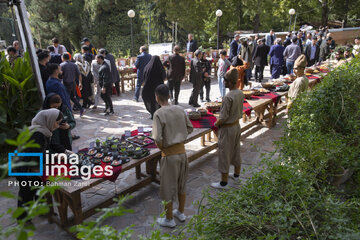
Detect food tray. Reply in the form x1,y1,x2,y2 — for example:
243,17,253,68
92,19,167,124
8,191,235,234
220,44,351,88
205,102,221,111
126,135,154,147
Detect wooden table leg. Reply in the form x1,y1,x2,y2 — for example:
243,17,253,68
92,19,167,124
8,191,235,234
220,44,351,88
121,78,125,93
69,192,83,225
53,190,68,227
136,165,141,179
207,132,211,142
201,135,205,147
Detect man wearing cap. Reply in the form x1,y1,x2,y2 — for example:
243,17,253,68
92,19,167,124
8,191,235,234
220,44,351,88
188,50,203,107
283,36,301,74
211,68,243,189
82,37,97,56
304,36,320,67
287,55,309,111
229,34,240,61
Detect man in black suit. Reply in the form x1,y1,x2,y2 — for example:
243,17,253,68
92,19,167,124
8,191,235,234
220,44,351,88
188,50,203,107
304,36,320,67
186,34,198,53
252,38,270,82
229,34,240,61
164,45,185,105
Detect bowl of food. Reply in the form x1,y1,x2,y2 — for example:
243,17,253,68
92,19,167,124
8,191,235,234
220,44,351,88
242,90,255,99
259,88,270,93
205,102,221,111
197,108,208,116
102,155,113,163
87,148,97,156
251,89,261,96
261,82,274,89
305,68,314,74
94,152,104,159
188,111,201,120
91,158,101,165
111,160,122,167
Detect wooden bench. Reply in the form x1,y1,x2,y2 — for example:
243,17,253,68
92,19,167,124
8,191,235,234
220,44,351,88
48,128,217,228
118,68,136,93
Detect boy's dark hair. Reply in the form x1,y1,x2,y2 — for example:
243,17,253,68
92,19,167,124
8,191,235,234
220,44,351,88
155,84,170,102
96,54,104,60
38,50,50,61
52,38,59,44
82,45,90,52
48,63,60,75
220,50,227,56
62,53,70,60
7,46,16,54
47,46,55,52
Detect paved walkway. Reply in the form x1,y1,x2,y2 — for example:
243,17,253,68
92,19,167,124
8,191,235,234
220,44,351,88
0,66,287,239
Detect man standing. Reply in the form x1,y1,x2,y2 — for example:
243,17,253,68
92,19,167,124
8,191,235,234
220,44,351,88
283,36,301,74
304,36,320,67
91,54,111,109
52,38,67,55
82,45,94,63
283,32,292,48
229,34,240,61
100,48,120,96
47,46,62,64
96,55,114,115
269,38,285,79
186,34,198,53
188,50,203,107
287,55,309,111
81,37,97,56
265,29,276,47
134,46,152,102
319,37,332,62
305,33,312,46
13,40,22,57
163,45,185,105
60,53,84,116
252,39,269,82
46,63,72,112
296,32,304,53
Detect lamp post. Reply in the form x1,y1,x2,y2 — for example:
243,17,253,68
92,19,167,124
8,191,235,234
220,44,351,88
289,9,295,32
216,9,223,50
128,9,135,56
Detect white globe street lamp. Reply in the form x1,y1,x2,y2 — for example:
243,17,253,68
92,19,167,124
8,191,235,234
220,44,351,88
216,9,223,50
288,9,296,32
128,10,135,56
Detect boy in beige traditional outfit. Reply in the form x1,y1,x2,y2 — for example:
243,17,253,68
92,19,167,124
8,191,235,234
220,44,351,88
152,84,194,228
212,68,244,189
287,55,309,111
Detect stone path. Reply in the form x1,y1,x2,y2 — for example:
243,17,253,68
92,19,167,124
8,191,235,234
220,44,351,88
0,66,287,239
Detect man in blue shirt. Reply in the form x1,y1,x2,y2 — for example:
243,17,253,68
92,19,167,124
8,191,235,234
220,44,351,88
134,46,152,102
304,36,320,67
46,63,72,112
229,34,240,61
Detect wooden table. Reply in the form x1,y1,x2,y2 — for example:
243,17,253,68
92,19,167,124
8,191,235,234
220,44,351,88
48,128,217,228
118,67,136,93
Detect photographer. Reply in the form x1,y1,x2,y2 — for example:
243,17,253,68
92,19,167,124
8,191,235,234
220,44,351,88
43,93,76,151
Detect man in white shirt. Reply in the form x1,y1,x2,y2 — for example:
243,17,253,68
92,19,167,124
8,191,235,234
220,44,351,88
52,37,67,55
91,57,111,109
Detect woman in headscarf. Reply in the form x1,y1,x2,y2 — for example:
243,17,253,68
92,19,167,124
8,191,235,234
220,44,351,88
43,93,76,151
74,53,93,108
16,109,65,220
142,55,166,119
230,55,250,90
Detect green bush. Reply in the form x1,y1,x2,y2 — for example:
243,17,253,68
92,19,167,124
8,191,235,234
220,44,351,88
167,58,360,239
0,52,41,159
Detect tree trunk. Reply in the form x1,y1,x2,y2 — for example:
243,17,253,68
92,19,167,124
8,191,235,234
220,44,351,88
343,0,350,28
321,0,329,27
254,14,260,33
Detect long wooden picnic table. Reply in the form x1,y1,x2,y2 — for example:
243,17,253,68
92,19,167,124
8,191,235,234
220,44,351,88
48,128,217,227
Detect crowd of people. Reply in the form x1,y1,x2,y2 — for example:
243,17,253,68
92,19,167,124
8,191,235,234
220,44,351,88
4,29,360,228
